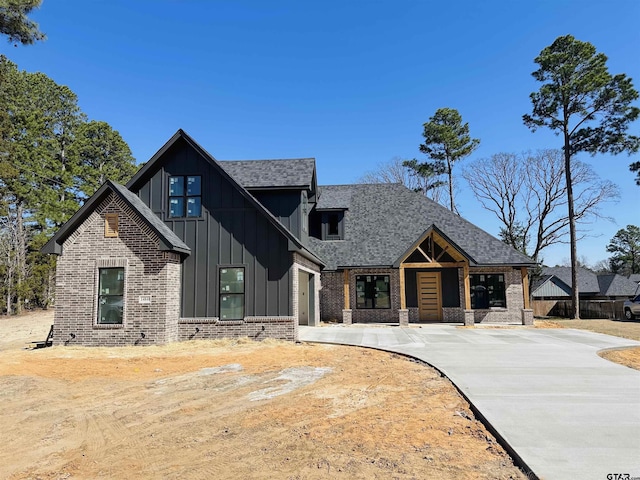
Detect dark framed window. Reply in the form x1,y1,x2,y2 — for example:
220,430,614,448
169,175,201,218
97,268,124,324
328,214,339,236
356,275,390,309
470,274,506,309
220,267,245,320
322,211,344,240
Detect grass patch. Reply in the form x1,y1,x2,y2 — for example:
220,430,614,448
535,318,640,342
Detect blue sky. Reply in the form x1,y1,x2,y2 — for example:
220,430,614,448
4,0,639,267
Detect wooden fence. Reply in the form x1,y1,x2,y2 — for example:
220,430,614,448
533,299,627,320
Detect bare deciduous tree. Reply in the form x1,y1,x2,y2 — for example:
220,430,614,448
359,157,447,204
462,150,619,263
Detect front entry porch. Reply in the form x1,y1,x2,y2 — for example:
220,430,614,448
395,227,532,326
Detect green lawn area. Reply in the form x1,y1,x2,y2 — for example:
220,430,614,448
539,319,640,342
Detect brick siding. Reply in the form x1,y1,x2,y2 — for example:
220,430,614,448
321,268,401,323
177,317,296,342
319,271,344,322
443,267,526,324
53,194,181,347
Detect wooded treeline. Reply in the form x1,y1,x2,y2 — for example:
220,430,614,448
0,56,137,314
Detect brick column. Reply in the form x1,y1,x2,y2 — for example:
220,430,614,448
521,308,534,325
398,309,409,326
342,309,352,324
464,309,475,326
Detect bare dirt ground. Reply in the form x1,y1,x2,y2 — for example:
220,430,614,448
0,312,526,479
536,318,640,371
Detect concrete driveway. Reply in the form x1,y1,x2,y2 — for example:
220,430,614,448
299,325,640,480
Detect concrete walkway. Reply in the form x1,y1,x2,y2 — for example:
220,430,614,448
299,325,640,480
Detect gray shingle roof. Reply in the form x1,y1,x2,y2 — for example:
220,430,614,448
533,267,640,297
220,159,316,189
597,274,640,297
540,266,600,294
316,185,352,209
629,274,640,284
308,183,535,270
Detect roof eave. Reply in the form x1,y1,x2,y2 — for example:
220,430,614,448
40,182,113,256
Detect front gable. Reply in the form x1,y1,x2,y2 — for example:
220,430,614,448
123,130,322,319
394,225,468,268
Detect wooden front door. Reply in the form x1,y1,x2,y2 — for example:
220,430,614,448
417,272,442,321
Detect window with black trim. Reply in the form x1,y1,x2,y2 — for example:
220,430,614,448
321,211,344,240
220,267,245,320
169,175,201,218
97,268,124,324
356,275,390,309
470,274,506,309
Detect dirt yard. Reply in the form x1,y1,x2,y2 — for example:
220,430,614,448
536,318,640,371
0,311,526,479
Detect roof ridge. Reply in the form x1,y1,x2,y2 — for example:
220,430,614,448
220,158,315,162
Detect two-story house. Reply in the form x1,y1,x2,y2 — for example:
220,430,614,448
44,130,535,346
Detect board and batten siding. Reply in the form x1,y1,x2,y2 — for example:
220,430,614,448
252,191,302,239
132,139,293,319
534,279,571,298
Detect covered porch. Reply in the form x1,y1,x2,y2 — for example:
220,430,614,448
394,228,533,326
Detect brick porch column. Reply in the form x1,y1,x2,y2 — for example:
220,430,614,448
398,309,409,326
464,309,474,326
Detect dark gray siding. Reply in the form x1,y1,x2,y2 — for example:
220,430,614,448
133,139,293,318
252,190,302,240
405,268,460,308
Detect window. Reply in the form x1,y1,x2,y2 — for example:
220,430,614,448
470,274,506,309
169,175,201,218
220,267,244,320
104,214,118,237
97,268,124,324
328,214,339,236
322,211,344,240
356,275,390,309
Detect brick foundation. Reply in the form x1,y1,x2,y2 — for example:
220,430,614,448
178,317,296,342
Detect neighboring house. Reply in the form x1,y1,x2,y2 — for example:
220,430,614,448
43,130,536,347
629,274,640,286
531,266,640,318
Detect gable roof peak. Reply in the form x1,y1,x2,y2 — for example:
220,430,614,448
42,180,190,256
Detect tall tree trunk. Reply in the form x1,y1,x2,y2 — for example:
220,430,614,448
446,157,456,213
5,263,12,316
564,131,580,319
15,202,26,315
46,267,55,309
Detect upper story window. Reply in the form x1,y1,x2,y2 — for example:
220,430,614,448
169,175,201,218
470,274,506,309
322,210,344,240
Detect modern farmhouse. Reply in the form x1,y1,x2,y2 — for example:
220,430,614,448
43,130,535,346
